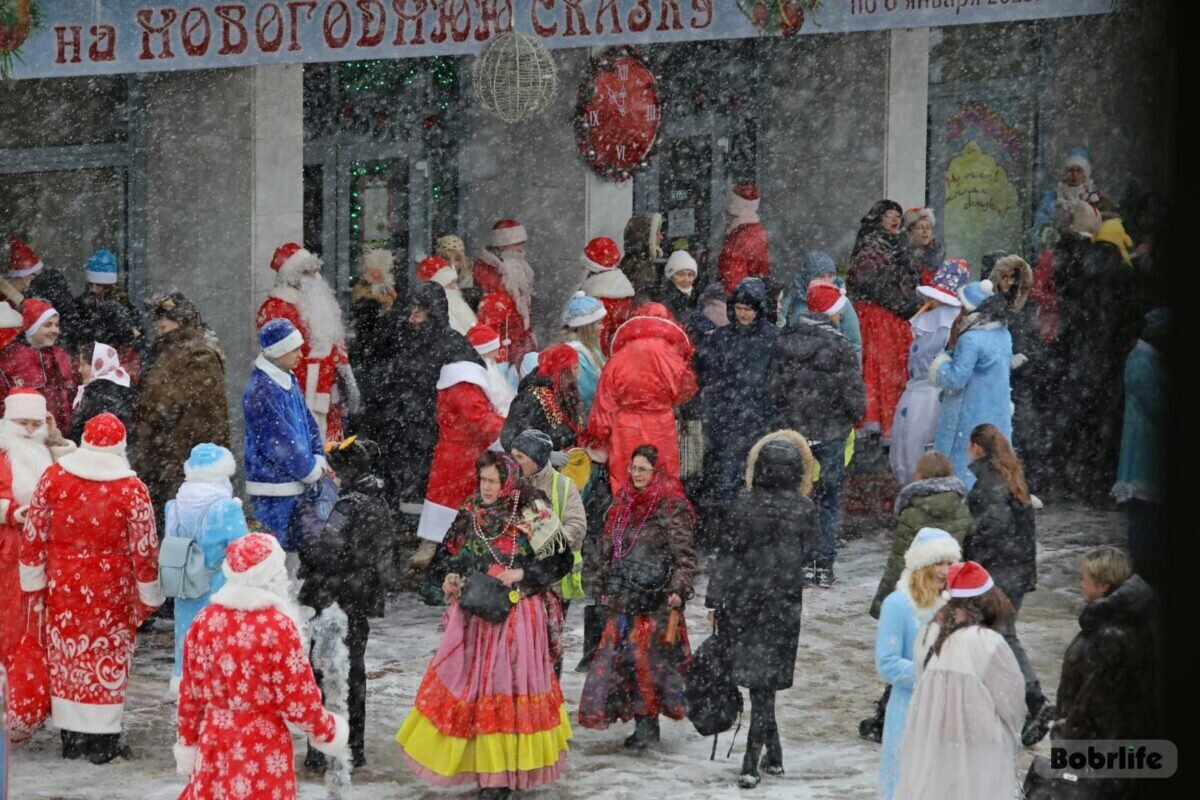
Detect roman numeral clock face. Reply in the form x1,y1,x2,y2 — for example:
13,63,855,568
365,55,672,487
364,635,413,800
576,48,661,182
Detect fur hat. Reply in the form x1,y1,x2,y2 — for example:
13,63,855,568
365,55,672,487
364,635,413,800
562,292,606,328
222,532,287,589
905,528,962,572
85,249,119,285
902,207,936,230
957,280,994,313
1063,147,1092,180
3,387,46,421
81,412,126,453
491,219,527,248
987,255,1033,311
184,443,236,483
259,317,303,358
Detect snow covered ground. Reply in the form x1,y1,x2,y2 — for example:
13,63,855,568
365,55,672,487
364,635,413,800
10,504,1124,800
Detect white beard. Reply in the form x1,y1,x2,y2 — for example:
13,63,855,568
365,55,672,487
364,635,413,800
296,273,346,357
484,361,516,416
499,253,534,327
444,286,478,335
0,420,52,506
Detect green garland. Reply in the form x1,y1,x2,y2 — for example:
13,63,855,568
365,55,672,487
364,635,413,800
0,0,42,79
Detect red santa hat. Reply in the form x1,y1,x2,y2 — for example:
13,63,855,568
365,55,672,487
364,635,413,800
222,532,288,589
7,235,45,278
417,256,457,287
582,237,622,274
490,219,528,248
270,242,321,276
725,183,760,217
22,298,58,336
942,561,995,600
81,412,127,454
3,387,46,421
806,280,848,318
467,323,501,356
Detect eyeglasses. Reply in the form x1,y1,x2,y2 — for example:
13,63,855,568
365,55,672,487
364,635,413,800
628,465,653,475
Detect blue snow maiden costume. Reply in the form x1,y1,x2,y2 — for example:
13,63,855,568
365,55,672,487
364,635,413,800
243,318,326,551
166,443,249,695
875,527,962,800
930,281,1013,489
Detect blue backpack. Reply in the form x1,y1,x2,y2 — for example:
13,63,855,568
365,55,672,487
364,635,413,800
159,503,221,600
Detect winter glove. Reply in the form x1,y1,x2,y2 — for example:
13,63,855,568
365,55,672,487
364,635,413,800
1010,353,1028,370
550,450,569,468
336,363,362,416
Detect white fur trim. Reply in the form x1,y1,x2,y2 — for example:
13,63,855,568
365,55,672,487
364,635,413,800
416,500,458,543
51,697,123,733
1063,154,1091,177
268,285,302,304
57,448,135,481
174,741,198,776
435,361,490,394
928,351,952,385
473,338,500,355
25,307,58,336
310,712,351,757
211,582,291,613
301,457,326,485
564,305,606,327
138,579,165,608
948,575,994,598
167,674,181,699
184,450,237,483
8,259,44,278
277,248,321,278
581,268,634,300
245,479,304,496
904,534,963,572
821,294,848,318
429,266,458,287
0,301,21,328
86,269,118,285
491,223,527,248
609,314,689,354
221,543,288,589
725,190,760,218
4,392,47,420
262,329,304,359
917,284,962,307
255,354,295,390
583,254,619,274
19,561,45,591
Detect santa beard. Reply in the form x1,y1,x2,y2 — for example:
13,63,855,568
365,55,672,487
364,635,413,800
444,286,478,335
499,253,534,327
296,273,347,357
0,419,52,506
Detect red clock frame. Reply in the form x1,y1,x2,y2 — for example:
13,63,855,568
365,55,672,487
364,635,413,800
575,47,663,182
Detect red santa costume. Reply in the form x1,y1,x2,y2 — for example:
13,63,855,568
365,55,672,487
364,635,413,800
174,533,349,800
472,220,537,365
19,413,163,743
586,304,697,494
256,242,356,442
718,184,771,294
415,342,507,545
0,299,76,433
0,388,74,668
418,255,477,335
578,236,634,357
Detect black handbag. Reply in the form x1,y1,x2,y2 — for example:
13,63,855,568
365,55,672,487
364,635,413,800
606,558,671,614
1022,755,1105,800
458,573,515,624
685,623,743,759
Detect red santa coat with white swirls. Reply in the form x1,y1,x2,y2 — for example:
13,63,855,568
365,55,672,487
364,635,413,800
18,455,163,733
175,591,347,800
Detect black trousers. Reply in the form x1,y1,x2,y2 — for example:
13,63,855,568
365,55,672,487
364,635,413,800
744,688,780,772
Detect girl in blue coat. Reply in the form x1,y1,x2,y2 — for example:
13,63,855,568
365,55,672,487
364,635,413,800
166,443,249,695
930,281,1014,488
874,527,961,800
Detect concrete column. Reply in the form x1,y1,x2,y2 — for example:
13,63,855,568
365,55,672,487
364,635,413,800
885,28,931,206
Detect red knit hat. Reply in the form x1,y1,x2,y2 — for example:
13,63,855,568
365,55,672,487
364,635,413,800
270,242,319,275
490,219,528,248
943,561,995,599
582,237,622,273
21,298,58,336
417,256,457,286
806,279,848,318
467,323,500,355
82,412,126,453
7,235,44,278
222,532,287,588
538,343,579,380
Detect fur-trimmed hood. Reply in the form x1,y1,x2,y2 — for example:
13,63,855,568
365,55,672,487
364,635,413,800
987,255,1033,311
894,476,967,517
744,429,814,496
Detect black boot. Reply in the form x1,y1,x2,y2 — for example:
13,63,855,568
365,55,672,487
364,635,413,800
86,733,132,764
1021,694,1055,747
623,715,660,750
858,684,890,743
304,747,328,774
351,748,366,768
739,738,763,789
760,729,784,777
61,730,86,760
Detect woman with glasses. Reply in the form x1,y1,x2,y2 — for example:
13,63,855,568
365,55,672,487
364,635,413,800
579,444,697,750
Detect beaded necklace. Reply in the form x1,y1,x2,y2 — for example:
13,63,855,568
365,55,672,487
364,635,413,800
531,386,582,435
610,482,662,562
471,492,521,569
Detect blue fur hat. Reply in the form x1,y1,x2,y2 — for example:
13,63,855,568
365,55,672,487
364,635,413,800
85,249,118,285
184,443,236,483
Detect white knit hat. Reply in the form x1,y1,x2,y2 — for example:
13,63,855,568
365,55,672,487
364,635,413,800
664,250,698,280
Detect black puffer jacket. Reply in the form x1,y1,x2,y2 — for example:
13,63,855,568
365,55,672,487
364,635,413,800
653,283,698,330
964,458,1037,596
706,430,816,690
298,472,393,619
767,311,865,444
499,372,580,452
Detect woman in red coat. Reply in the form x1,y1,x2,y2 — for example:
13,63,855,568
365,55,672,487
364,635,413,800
587,304,697,494
847,200,922,443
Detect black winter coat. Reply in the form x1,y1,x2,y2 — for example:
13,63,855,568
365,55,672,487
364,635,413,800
964,459,1037,596
297,473,393,619
767,312,866,444
654,283,698,330
706,431,816,690
499,373,580,452
69,379,137,442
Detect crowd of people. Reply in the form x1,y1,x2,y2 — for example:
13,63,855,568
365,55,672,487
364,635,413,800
0,144,1168,799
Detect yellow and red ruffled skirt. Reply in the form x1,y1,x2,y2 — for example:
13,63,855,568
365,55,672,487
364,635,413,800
397,596,572,790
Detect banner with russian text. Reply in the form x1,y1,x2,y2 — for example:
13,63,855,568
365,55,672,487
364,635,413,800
5,0,1113,79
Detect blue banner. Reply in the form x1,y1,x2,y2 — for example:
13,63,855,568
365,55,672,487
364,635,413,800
5,0,1113,79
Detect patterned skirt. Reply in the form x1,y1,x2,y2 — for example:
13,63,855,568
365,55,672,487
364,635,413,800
857,302,914,441
396,597,572,790
577,608,691,729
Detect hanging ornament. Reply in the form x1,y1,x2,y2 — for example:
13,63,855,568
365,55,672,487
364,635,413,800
575,46,662,183
473,31,558,124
